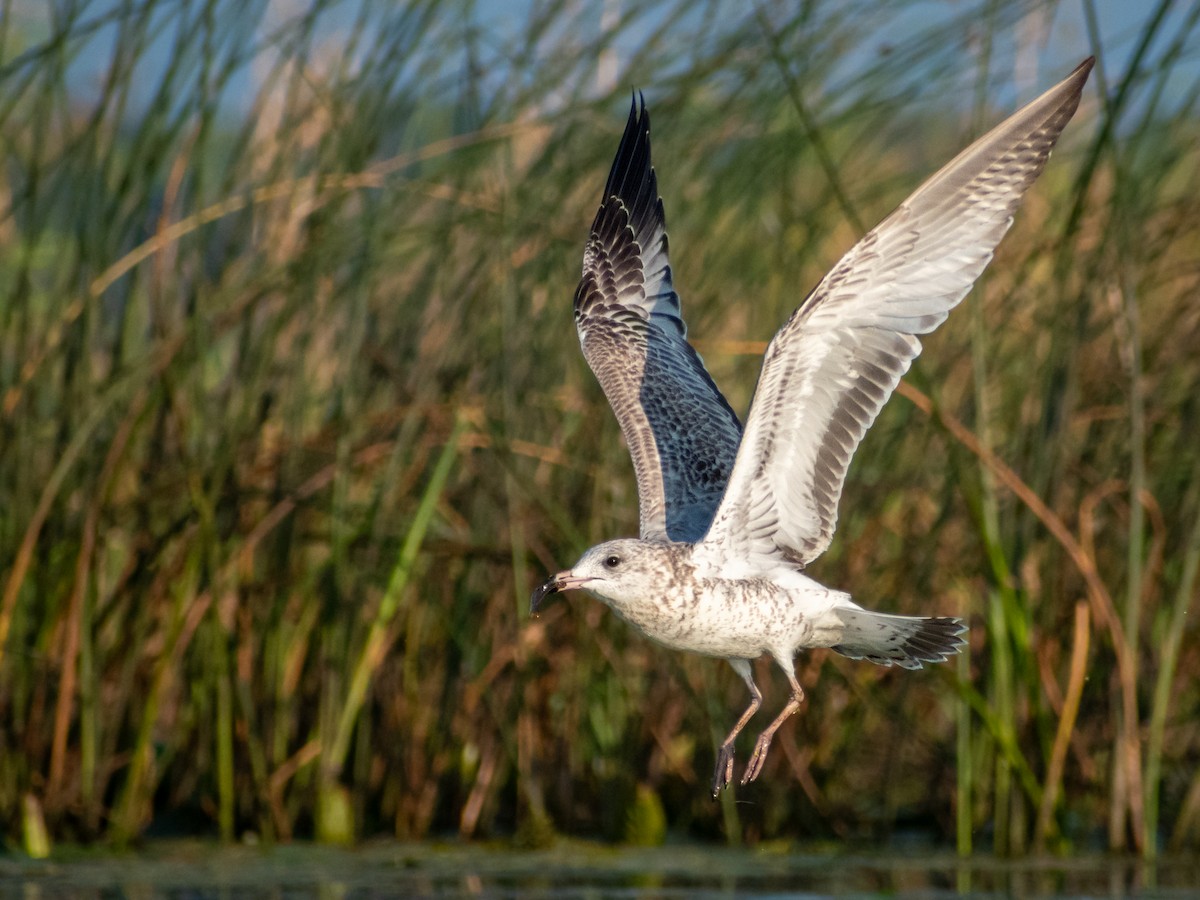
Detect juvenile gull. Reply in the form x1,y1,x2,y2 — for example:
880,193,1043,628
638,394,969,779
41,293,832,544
532,58,1094,797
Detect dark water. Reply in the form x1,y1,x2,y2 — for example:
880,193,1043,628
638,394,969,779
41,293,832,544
1,842,1197,899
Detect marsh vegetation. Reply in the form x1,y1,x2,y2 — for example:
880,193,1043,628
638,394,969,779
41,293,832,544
1,0,1198,857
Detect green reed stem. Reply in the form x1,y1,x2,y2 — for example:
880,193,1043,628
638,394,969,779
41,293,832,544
323,414,468,784
1146,474,1200,855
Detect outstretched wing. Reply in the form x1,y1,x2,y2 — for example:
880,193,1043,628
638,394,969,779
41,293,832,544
700,58,1094,567
575,95,743,543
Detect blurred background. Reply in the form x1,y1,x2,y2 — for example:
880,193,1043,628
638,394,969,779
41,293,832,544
0,0,1197,858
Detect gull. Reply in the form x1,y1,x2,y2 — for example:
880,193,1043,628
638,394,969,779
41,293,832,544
532,58,1093,797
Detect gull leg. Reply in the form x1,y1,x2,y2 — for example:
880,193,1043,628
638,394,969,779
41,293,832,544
712,658,761,798
741,658,805,786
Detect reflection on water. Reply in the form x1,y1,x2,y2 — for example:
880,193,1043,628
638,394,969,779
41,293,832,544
1,842,1197,899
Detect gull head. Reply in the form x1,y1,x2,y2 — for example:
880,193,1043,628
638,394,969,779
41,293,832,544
530,539,663,615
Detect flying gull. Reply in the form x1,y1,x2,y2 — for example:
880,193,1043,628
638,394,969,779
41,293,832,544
532,58,1094,797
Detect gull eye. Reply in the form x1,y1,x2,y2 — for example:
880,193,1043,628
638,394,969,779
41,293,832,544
603,554,622,569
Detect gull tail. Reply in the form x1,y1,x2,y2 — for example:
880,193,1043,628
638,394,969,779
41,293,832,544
831,609,967,670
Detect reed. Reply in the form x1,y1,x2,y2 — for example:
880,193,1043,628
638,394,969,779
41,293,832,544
1,0,1198,854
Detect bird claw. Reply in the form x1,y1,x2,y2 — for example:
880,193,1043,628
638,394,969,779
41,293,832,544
711,744,736,798
740,733,773,786
712,733,772,797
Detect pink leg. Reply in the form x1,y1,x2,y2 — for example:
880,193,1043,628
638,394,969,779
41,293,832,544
711,658,761,798
741,659,805,786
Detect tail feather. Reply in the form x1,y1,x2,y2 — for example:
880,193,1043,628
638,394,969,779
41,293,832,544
831,609,967,670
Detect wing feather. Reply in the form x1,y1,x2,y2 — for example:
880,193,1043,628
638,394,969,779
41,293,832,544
701,58,1094,566
576,96,743,542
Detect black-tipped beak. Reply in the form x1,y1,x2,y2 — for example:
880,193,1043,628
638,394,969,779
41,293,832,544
529,573,591,616
529,577,558,616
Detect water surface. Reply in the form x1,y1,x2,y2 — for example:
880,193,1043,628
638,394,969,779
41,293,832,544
2,842,1196,898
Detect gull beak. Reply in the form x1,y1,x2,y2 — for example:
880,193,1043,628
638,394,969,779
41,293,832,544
529,572,593,616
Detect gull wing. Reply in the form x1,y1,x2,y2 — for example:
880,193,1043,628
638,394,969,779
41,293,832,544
575,96,743,543
700,58,1094,567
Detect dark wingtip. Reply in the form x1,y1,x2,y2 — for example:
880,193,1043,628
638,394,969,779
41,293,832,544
603,88,653,204
1066,56,1095,95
